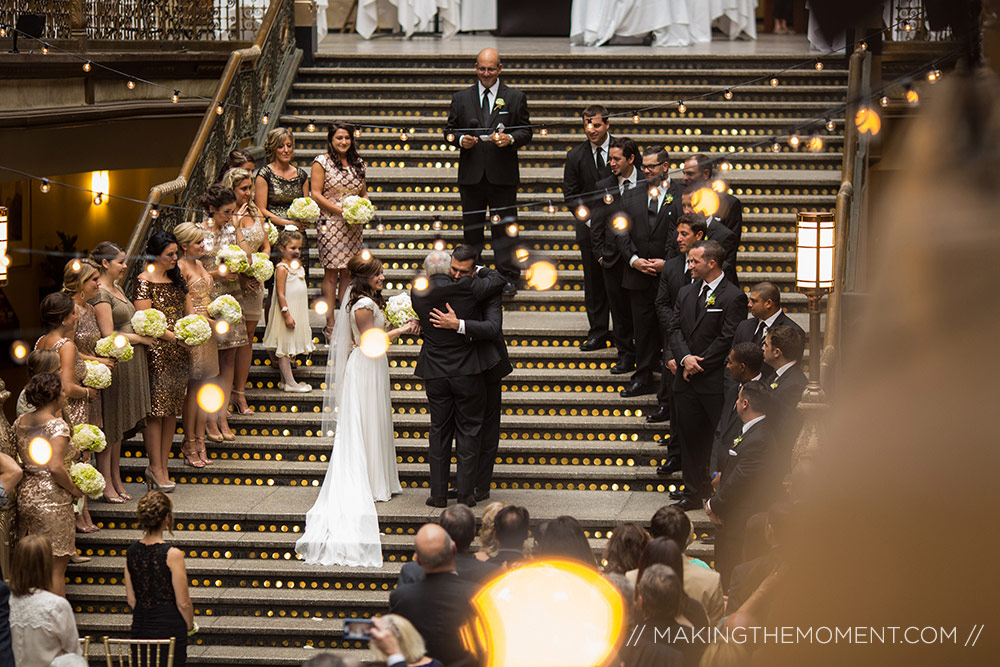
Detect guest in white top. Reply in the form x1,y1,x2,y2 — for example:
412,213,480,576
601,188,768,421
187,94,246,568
8,534,87,667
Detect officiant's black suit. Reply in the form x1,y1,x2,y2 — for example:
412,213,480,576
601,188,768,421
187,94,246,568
590,172,635,367
445,82,531,284
389,571,480,667
412,269,507,502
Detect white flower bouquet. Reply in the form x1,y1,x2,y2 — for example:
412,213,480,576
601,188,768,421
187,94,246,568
72,424,107,453
216,244,249,275
83,360,112,389
287,197,321,223
247,252,274,282
342,195,375,226
175,314,212,347
95,335,134,361
385,293,418,328
267,221,279,245
208,294,243,324
131,308,167,338
69,462,106,499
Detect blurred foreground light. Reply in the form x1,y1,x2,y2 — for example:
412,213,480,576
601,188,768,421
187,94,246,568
197,383,225,413
647,186,659,199
711,179,727,194
289,259,301,271
29,437,53,466
855,108,881,135
215,320,230,335
360,328,390,358
515,248,530,263
146,263,156,274
807,136,824,152
11,340,28,363
218,263,228,276
467,560,624,667
575,205,589,220
71,259,82,272
612,215,629,231
314,300,329,316
691,188,720,217
113,334,128,350
506,223,518,237
413,276,429,292
526,261,557,291
906,88,919,104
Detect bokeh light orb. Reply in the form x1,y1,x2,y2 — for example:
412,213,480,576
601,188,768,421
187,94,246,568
29,437,53,466
314,300,330,316
691,187,720,217
215,320,230,335
11,341,28,363
526,261,558,291
360,328,390,358
197,383,226,413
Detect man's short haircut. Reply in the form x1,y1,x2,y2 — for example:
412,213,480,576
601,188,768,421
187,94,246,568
767,324,805,362
495,505,530,548
609,136,639,163
751,281,781,307
649,506,691,546
451,244,478,264
739,379,772,415
688,152,714,178
582,104,610,122
439,505,476,553
423,250,451,276
731,342,764,375
636,563,682,623
641,145,668,163
692,239,725,268
676,213,707,238
416,530,455,570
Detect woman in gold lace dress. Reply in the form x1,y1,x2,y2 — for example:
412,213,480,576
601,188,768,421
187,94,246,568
174,222,219,469
14,373,86,596
255,127,310,228
134,230,191,492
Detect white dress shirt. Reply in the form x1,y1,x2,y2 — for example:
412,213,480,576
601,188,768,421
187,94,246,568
741,414,766,434
618,167,638,195
591,133,611,170
773,360,797,379
477,80,500,118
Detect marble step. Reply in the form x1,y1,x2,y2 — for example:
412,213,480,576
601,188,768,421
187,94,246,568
297,64,846,79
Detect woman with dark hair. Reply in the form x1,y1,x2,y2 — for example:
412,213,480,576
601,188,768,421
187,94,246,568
634,538,711,631
296,253,417,566
604,522,650,575
535,515,598,569
216,147,255,183
134,230,191,492
34,292,92,428
255,127,310,228
91,240,153,501
311,120,368,339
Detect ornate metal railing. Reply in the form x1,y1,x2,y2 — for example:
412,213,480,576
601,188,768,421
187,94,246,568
122,0,297,293
885,0,955,42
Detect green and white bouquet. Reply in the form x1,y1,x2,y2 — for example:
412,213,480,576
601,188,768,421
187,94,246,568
287,197,321,223
247,252,274,282
216,244,249,275
95,335,134,361
385,293,418,328
175,314,212,347
72,424,107,453
69,462,106,500
267,221,279,245
131,308,167,338
208,294,243,324
83,360,112,389
342,195,375,226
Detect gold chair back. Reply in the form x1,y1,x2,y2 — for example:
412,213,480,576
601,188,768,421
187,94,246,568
80,635,92,659
103,637,176,667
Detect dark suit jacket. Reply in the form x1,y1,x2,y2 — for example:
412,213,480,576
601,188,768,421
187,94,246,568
713,192,743,239
0,582,12,667
589,172,633,268
668,278,748,394
615,179,684,290
710,418,778,530
563,138,613,243
412,270,506,379
397,552,500,586
654,254,691,334
713,380,745,467
732,311,805,349
706,219,739,285
463,282,512,384
445,82,531,187
388,571,480,667
768,362,808,459
727,547,781,613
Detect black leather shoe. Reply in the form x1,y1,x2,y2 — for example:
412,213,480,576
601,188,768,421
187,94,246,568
579,335,611,352
473,489,491,502
646,406,669,423
668,489,685,500
426,496,447,508
670,497,703,512
447,487,458,499
656,459,681,476
458,495,477,508
620,380,656,397
502,283,517,297
610,360,635,375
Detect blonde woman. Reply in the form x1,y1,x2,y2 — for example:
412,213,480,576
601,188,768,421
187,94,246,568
474,501,508,562
370,615,445,667
255,127,310,228
63,258,114,427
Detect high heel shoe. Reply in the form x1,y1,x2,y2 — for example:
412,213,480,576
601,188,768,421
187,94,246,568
144,466,176,493
231,390,254,415
323,326,335,344
182,437,205,468
195,436,213,466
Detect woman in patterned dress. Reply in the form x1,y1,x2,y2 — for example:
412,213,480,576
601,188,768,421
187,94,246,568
14,373,86,596
311,120,368,338
222,167,270,416
196,185,246,442
134,231,191,492
255,127,310,228
62,259,114,430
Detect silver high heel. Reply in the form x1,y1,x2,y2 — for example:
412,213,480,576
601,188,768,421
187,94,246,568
144,466,176,493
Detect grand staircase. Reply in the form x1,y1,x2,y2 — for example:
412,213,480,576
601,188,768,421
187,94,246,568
69,49,846,665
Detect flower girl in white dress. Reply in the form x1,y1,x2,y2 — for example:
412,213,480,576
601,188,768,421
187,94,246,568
262,228,314,392
295,253,417,567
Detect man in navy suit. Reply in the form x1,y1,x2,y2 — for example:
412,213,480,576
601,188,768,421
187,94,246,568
445,48,532,295
762,324,808,466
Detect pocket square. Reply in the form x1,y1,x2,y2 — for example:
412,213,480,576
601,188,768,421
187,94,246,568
707,308,724,313
728,449,738,456
498,110,509,114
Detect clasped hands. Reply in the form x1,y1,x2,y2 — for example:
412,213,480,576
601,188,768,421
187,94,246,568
682,354,705,381
460,133,513,149
630,257,664,276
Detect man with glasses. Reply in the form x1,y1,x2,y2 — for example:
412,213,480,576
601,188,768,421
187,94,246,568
444,48,532,296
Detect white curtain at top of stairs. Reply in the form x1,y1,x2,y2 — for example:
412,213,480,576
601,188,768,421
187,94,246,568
571,0,758,47
357,0,467,38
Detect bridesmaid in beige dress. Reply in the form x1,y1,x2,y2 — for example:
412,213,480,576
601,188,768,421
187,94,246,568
14,372,86,596
221,167,271,416
175,223,220,469
62,259,115,429
311,120,368,339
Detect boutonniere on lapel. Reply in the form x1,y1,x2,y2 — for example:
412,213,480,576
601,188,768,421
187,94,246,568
705,294,716,307
769,380,779,390
732,434,743,448
664,193,674,205
493,98,506,111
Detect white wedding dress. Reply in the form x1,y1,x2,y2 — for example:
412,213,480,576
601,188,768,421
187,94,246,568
295,292,401,567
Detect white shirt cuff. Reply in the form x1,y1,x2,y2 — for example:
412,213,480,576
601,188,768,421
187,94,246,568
387,653,406,667
458,319,466,335
630,254,640,267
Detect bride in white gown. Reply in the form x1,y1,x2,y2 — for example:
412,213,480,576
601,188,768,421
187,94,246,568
295,254,417,567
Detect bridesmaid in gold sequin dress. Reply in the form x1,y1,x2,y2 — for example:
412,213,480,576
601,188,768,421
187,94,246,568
14,372,86,597
197,185,245,442
311,121,368,338
174,222,219,469
222,167,271,417
63,259,114,428
134,231,191,492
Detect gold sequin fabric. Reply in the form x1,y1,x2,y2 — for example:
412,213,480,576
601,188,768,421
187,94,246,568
134,279,189,417
14,416,77,557
188,276,220,379
35,337,87,427
75,302,103,427
239,211,267,321
198,221,250,350
314,153,365,269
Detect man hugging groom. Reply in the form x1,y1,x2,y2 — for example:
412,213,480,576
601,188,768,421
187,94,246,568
411,246,512,508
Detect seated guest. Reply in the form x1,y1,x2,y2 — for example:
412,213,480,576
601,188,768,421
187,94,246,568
726,501,790,614
534,515,597,569
762,325,808,457
709,342,766,481
301,654,346,667
632,538,711,631
389,524,479,667
474,501,507,562
398,505,499,585
489,505,531,569
622,564,689,667
706,381,779,587
8,535,86,666
370,614,445,667
603,523,649,575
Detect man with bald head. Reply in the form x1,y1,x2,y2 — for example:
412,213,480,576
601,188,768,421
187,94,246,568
445,48,532,296
389,523,480,666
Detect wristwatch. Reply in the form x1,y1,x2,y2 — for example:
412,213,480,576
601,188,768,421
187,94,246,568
281,306,289,313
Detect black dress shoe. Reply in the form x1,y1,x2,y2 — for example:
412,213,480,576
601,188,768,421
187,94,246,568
610,360,635,375
668,489,685,500
502,283,517,297
426,496,447,508
670,497,703,512
458,495,477,508
656,459,682,476
646,406,669,423
579,335,611,352
447,487,458,499
473,489,491,502
620,380,656,397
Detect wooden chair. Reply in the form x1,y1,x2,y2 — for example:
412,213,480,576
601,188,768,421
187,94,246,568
102,637,176,667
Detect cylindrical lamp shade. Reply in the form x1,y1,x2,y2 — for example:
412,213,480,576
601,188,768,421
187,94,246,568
796,211,835,291
0,206,8,286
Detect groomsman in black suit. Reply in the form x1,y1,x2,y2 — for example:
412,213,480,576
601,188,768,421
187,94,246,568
412,250,507,508
428,245,512,502
762,324,808,465
708,342,766,484
445,48,532,295
616,146,683,397
682,153,744,242
681,187,739,285
668,240,747,510
732,281,804,353
591,136,641,374
564,104,614,351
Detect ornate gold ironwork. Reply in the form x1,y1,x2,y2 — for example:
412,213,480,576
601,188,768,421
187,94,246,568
0,377,17,579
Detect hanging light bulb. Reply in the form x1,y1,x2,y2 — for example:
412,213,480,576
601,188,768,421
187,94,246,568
446,133,455,143
825,118,835,132
547,201,557,214
171,90,180,103
0,26,6,38
215,103,224,115
40,179,51,193
491,214,501,224
879,96,889,107
354,128,362,138
859,41,868,51
585,121,594,130
375,223,385,233
432,216,442,231
927,69,942,82
723,89,733,100
814,61,824,71
261,113,270,124
400,131,408,141
575,204,589,220
769,77,779,87
41,45,49,55
307,121,317,132
82,61,92,72
127,80,136,89
906,88,919,104
903,20,914,32
539,127,548,136
603,192,614,204
771,140,781,152
788,134,800,148
632,111,640,124
150,205,159,219
677,101,686,114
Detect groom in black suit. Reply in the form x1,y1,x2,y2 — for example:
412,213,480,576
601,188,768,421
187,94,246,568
412,250,507,508
445,48,532,294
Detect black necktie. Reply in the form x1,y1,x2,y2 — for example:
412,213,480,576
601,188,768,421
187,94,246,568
648,194,659,229
753,320,767,345
700,283,710,305
481,89,491,124
620,179,630,196
595,147,605,170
